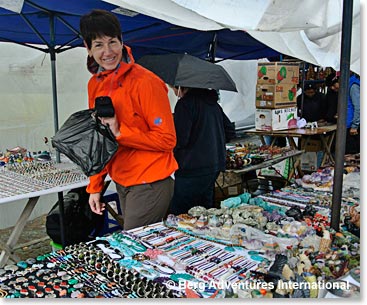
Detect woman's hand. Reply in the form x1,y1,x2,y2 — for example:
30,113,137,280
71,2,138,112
100,115,121,137
89,192,105,215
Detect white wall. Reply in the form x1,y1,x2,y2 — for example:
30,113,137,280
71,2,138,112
218,60,257,129
0,43,90,152
0,43,90,228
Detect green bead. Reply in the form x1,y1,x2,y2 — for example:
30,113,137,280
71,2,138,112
68,278,78,285
36,255,45,261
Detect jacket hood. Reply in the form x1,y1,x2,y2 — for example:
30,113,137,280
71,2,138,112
87,45,135,75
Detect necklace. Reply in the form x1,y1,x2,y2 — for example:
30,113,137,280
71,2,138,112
111,233,147,252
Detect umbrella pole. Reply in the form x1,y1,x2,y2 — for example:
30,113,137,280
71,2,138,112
330,0,353,231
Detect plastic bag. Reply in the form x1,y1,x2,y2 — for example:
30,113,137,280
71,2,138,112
51,109,118,176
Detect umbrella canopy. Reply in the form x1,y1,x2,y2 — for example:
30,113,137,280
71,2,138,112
138,53,237,92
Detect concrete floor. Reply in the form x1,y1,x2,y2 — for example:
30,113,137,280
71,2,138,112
0,214,52,265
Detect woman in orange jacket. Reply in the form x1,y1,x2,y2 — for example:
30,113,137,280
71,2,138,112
80,10,178,230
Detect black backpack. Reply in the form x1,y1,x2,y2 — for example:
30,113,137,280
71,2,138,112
46,187,104,246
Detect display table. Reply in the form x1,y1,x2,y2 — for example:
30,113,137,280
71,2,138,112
0,222,263,298
0,173,360,299
244,125,337,167
0,217,360,299
0,164,88,267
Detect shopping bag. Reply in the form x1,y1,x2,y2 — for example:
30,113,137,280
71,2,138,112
52,109,118,176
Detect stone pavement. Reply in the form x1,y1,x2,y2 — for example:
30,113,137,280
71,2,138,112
0,214,52,266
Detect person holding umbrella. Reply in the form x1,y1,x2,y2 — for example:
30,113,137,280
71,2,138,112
79,10,178,230
168,86,235,215
138,54,237,215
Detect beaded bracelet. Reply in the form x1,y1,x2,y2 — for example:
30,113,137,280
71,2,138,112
143,261,176,275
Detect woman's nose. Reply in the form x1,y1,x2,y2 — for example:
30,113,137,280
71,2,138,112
102,44,112,53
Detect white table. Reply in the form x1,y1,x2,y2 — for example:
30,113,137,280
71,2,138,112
0,166,89,267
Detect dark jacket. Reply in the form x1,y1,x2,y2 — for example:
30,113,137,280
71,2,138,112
297,91,326,122
324,89,338,124
173,88,227,177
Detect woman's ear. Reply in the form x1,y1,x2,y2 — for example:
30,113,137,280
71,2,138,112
83,41,92,57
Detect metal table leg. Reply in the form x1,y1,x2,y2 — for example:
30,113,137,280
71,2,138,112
0,196,39,267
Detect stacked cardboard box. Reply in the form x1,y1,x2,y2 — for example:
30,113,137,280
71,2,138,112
255,62,300,131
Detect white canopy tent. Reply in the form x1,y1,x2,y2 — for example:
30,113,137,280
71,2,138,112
104,0,360,75
0,0,362,228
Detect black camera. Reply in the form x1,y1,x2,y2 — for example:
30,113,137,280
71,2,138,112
95,96,115,118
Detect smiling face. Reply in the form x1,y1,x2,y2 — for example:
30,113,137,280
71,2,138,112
86,36,123,71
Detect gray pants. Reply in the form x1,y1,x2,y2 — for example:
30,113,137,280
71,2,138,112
115,177,174,230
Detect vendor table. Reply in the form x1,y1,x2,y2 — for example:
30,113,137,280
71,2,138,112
0,165,89,268
244,124,337,168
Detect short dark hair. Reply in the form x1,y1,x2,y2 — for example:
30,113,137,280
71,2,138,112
305,83,316,91
325,72,339,87
80,9,122,49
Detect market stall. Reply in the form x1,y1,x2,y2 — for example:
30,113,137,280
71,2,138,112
0,164,360,298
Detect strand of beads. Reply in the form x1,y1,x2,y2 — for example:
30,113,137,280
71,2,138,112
110,233,147,253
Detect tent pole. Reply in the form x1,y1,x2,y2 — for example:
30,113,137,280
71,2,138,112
208,32,217,62
48,13,66,247
300,62,306,117
330,0,353,231
50,50,59,136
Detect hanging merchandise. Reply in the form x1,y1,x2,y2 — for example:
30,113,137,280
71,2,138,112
51,109,118,176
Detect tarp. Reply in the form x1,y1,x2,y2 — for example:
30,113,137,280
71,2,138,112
0,0,279,61
0,0,280,135
104,0,361,74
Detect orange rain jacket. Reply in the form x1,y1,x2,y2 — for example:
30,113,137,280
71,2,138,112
86,46,178,194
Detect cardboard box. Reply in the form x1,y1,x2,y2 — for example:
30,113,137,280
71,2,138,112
214,172,243,205
256,84,297,108
301,152,318,171
257,62,299,85
255,106,298,131
215,183,243,202
216,171,242,188
300,138,322,152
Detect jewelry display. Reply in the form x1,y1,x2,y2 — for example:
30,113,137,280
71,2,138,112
0,161,87,198
0,170,360,300
3,242,182,299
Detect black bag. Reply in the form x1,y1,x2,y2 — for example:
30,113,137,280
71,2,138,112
51,109,118,176
46,187,104,246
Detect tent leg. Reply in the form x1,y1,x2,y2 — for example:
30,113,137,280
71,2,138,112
331,0,354,231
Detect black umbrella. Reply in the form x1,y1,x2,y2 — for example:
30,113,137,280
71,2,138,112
137,53,237,92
